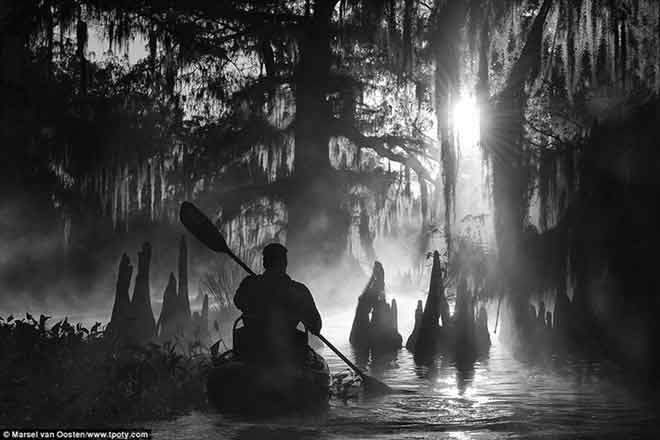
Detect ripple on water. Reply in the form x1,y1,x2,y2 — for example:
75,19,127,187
146,321,660,439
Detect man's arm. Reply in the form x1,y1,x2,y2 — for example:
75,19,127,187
234,275,258,313
295,283,322,335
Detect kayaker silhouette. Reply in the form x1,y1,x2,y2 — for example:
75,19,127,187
233,243,322,364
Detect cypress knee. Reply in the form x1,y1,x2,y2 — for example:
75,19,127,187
157,273,178,342
350,261,384,349
107,253,133,343
390,298,402,348
405,300,424,350
391,298,399,333
414,251,444,356
131,242,157,343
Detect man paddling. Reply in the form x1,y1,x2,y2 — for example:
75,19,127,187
233,243,322,364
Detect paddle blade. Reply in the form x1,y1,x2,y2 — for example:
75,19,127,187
179,201,229,253
362,375,392,396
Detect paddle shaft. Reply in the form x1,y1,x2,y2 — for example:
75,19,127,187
315,333,366,380
227,251,257,277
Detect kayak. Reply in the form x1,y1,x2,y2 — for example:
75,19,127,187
206,347,330,414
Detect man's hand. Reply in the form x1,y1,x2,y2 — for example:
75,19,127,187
306,321,321,336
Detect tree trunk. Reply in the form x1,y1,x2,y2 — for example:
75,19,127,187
433,0,463,256
287,0,350,281
490,0,553,308
402,0,415,73
76,19,88,95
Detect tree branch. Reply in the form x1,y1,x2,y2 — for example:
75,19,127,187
335,123,436,184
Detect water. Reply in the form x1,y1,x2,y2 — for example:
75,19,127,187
143,303,660,439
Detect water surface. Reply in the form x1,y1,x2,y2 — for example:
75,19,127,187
145,304,660,439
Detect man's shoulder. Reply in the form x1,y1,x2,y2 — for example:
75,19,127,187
238,274,262,289
289,279,311,295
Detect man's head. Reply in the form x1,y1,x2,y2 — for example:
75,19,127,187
262,243,288,273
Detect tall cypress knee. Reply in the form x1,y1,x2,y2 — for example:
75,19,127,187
406,300,424,350
107,253,133,342
414,251,445,355
157,272,178,341
131,242,156,342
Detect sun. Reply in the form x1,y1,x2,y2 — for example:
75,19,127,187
452,94,480,156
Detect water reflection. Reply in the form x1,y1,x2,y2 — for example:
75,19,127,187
349,346,370,370
455,364,475,396
146,319,660,440
370,350,399,374
412,350,481,390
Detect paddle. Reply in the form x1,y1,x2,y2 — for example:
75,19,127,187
179,201,392,395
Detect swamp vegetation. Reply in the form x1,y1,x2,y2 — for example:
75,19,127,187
0,315,208,426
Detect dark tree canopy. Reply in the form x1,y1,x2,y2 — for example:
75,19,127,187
2,0,660,352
